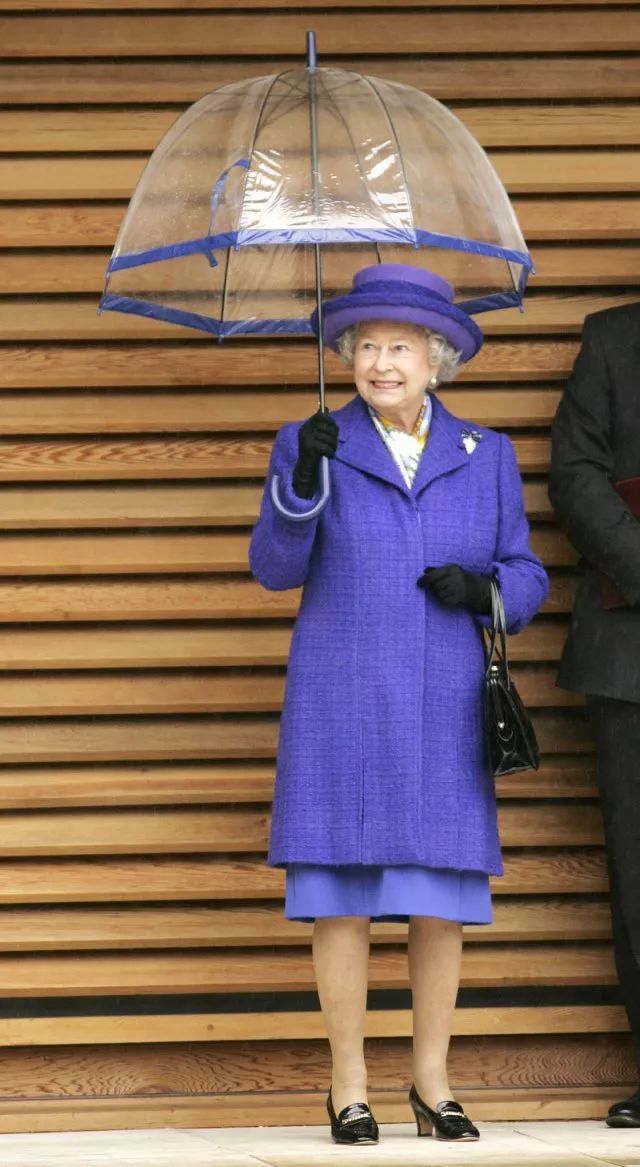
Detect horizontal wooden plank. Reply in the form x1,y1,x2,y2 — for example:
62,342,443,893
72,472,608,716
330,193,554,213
0,757,596,809
0,625,301,669
0,523,573,574
0,435,554,480
0,1004,625,1050
0,438,267,480
0,625,208,671
0,942,615,995
461,105,640,148
0,1005,628,1051
0,1039,630,1112
0,432,490,477
4,105,640,151
0,484,265,526
0,1038,627,1102
0,897,611,951
0,665,579,722
0,806,270,856
3,198,637,249
7,248,640,294
4,153,640,200
0,664,582,717
2,11,639,55
498,760,597,799
0,532,252,572
0,762,277,807
1,295,632,344
3,59,639,104
0,479,559,528
0,671,285,715
0,1086,630,1135
0,801,602,857
0,618,567,670
0,571,574,625
0,388,562,434
0,855,287,903
516,197,640,241
0,481,561,527
0,576,300,618
0,714,285,763
536,248,640,285
9,0,640,9
0,342,579,390
0,709,594,763
0,848,606,903
499,802,601,846
31,248,561,296
532,529,576,564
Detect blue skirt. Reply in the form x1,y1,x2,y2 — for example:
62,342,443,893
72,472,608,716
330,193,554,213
285,864,492,924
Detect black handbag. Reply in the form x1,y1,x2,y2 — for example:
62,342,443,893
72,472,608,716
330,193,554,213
484,579,540,776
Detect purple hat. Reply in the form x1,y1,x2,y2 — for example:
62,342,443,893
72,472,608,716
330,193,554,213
312,263,483,362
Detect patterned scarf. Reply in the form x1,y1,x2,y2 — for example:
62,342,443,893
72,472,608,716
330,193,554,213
368,394,432,488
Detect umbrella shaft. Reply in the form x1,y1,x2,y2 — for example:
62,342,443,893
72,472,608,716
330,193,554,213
307,31,326,414
314,243,326,412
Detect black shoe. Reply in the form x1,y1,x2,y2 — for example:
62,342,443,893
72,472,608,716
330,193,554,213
327,1088,379,1144
409,1084,479,1140
606,1088,640,1128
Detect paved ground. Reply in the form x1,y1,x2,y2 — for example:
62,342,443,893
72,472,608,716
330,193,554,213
0,1120,639,1167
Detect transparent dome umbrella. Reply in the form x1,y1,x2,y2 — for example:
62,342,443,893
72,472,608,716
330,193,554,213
100,33,533,519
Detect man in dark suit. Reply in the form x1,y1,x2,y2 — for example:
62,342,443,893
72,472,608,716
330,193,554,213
549,303,640,1126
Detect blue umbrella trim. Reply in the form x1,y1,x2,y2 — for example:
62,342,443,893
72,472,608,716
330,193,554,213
99,283,528,336
99,294,313,335
106,227,534,275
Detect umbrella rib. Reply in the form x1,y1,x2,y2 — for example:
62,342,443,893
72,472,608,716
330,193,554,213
318,73,386,277
359,74,415,248
216,71,284,334
234,70,285,237
256,70,306,136
218,227,232,332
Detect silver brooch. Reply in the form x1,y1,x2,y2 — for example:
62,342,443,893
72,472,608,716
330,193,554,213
461,427,483,455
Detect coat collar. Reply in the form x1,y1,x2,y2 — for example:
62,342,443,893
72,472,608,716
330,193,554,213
333,392,471,497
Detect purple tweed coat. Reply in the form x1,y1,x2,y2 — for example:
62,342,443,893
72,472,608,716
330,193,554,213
249,393,549,874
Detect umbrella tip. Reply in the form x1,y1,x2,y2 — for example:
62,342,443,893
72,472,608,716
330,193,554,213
306,30,317,69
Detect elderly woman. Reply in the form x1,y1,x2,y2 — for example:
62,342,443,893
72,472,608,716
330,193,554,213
249,264,548,1145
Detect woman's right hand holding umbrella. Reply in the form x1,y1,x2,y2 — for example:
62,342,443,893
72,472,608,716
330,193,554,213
293,409,339,498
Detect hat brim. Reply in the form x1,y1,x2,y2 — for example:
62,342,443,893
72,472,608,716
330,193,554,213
314,293,483,362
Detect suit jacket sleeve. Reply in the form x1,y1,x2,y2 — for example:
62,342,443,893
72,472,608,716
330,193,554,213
248,423,323,591
549,313,640,604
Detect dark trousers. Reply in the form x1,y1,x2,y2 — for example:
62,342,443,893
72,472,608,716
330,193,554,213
589,696,640,1073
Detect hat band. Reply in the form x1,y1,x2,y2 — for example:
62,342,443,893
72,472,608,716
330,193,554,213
352,278,452,306
322,287,483,338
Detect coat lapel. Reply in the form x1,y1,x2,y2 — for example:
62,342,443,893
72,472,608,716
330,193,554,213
334,394,410,493
411,394,470,497
333,393,470,497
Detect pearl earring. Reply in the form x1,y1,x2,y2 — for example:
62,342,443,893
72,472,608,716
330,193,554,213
429,375,438,388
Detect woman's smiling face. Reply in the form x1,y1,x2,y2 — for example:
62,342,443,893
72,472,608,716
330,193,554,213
352,319,441,428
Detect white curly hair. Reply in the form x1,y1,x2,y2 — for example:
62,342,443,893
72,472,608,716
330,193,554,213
335,322,462,385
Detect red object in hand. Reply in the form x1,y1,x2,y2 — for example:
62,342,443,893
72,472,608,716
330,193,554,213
601,475,640,609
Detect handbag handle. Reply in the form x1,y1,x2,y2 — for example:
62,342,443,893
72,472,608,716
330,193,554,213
485,578,511,686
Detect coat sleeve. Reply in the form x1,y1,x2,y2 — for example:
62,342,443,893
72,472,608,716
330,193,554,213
248,423,324,591
548,313,640,604
484,433,549,634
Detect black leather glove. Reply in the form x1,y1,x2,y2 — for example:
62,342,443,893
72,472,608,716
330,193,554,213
292,409,339,499
417,565,492,614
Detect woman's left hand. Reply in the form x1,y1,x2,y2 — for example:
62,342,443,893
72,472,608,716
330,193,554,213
417,565,492,614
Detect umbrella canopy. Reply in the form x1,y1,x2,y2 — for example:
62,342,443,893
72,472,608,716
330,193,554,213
100,62,533,339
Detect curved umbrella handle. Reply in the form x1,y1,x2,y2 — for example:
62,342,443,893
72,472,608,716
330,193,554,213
270,456,331,521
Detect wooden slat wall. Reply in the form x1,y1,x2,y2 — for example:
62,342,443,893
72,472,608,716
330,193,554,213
0,0,637,1134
